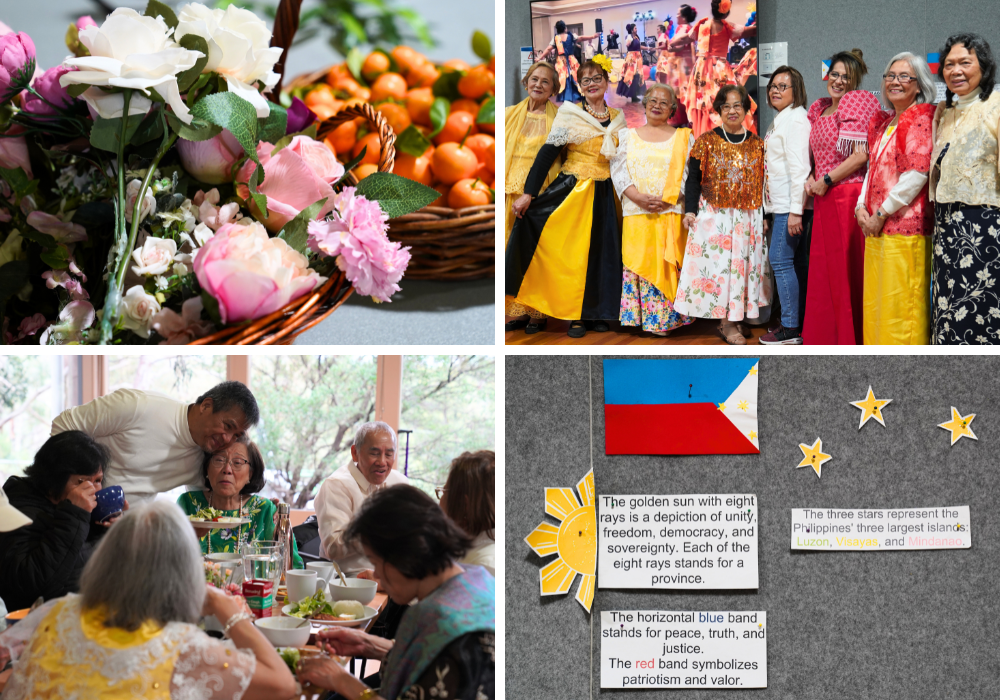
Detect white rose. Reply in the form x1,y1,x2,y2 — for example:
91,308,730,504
60,8,203,124
175,4,282,118
125,179,157,224
131,235,178,276
120,284,161,338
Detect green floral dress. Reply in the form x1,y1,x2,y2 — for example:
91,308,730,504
177,491,303,569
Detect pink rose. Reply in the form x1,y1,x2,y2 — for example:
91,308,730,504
235,135,343,233
177,130,244,185
675,289,686,302
703,280,717,295
722,236,732,251
27,211,86,242
22,65,75,116
194,221,327,323
711,305,727,319
0,31,34,102
0,128,31,178
151,296,214,344
75,16,98,31
687,241,702,257
735,259,745,276
193,188,240,230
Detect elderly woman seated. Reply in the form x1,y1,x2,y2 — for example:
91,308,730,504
297,484,495,700
0,431,120,611
177,434,303,568
1,500,296,700
440,450,496,576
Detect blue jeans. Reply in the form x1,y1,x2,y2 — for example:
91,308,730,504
768,213,811,328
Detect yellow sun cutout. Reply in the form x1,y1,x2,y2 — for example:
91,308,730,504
524,468,597,612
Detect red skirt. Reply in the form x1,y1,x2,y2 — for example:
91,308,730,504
802,183,866,345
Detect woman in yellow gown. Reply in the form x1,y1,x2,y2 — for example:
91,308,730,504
610,84,694,336
504,62,561,334
506,56,627,339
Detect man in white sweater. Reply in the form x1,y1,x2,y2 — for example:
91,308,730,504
50,381,259,504
314,421,409,574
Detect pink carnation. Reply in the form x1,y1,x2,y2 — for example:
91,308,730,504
307,187,410,303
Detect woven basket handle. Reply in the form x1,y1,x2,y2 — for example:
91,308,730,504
270,0,304,97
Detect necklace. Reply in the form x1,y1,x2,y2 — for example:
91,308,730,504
722,128,748,145
206,492,249,555
584,101,610,120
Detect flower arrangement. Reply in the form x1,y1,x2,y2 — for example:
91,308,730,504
0,1,438,344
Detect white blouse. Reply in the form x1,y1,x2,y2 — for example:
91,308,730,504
763,105,811,215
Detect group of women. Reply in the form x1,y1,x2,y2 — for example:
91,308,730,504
506,29,1000,345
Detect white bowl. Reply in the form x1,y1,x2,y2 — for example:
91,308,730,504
327,577,377,605
255,616,311,647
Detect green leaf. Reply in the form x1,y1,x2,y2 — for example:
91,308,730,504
40,244,70,270
476,95,495,125
429,97,450,137
355,172,440,219
258,101,288,144
19,226,57,249
144,0,178,28
130,107,164,146
165,111,223,142
176,34,209,93
278,198,328,254
200,290,223,326
191,91,259,155
248,163,268,219
0,167,31,196
66,83,89,98
432,70,463,101
185,72,215,108
0,261,28,304
395,125,432,157
346,46,366,84
472,30,492,61
333,147,367,188
90,113,143,153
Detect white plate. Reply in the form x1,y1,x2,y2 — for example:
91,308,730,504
189,518,252,528
281,604,378,628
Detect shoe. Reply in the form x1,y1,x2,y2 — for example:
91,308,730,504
736,322,753,338
505,317,529,332
650,329,671,337
568,321,587,338
718,321,746,345
759,325,803,345
524,318,548,334
767,319,782,333
593,320,611,332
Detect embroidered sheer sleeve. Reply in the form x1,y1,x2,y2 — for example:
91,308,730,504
610,128,633,198
399,632,496,700
171,629,256,700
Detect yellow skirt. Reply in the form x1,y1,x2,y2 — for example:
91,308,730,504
621,212,686,301
862,233,931,344
505,193,545,319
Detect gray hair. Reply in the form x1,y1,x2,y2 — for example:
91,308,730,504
80,500,204,631
642,83,677,112
881,52,936,109
353,421,397,449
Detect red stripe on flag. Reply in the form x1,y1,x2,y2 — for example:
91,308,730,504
604,403,759,455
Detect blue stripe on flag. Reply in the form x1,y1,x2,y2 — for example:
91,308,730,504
603,358,759,405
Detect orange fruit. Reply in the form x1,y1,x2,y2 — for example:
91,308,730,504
458,65,495,99
370,72,407,102
310,103,339,121
448,178,493,208
326,121,357,156
355,87,371,101
433,111,477,146
391,46,423,74
450,98,481,116
353,132,382,165
376,103,412,134
464,133,494,165
331,75,362,94
443,58,471,72
429,182,451,206
304,84,336,107
361,52,390,81
393,153,434,186
406,62,439,88
478,119,494,136
406,87,435,127
488,55,495,74
432,142,478,184
354,163,379,180
472,162,492,183
485,141,495,174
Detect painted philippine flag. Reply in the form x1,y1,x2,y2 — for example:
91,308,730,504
603,358,760,455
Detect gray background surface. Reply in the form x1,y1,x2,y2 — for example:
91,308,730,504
4,0,494,345
507,355,1000,699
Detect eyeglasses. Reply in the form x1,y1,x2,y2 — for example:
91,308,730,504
719,104,745,112
883,73,916,84
827,71,850,83
768,83,791,93
210,455,250,471
434,486,447,500
578,76,604,86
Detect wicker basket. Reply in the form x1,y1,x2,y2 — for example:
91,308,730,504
285,68,496,281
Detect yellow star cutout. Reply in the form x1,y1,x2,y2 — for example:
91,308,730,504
748,366,758,376
718,402,726,411
850,385,892,429
797,438,832,478
738,400,749,412
938,407,977,445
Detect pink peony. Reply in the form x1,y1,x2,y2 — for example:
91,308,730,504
235,135,343,233
307,187,411,303
0,128,31,178
0,21,12,36
26,211,86,242
194,221,326,324
151,297,214,344
0,31,34,102
75,16,98,31
177,130,244,185
22,65,76,116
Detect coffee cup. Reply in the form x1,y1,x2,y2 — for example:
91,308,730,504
91,485,124,523
286,569,328,603
306,561,336,584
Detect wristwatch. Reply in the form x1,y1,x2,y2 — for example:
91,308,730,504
823,173,833,187
876,209,887,219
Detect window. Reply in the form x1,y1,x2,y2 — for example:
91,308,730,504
106,356,227,402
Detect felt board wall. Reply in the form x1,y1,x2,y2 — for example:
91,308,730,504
506,355,1000,699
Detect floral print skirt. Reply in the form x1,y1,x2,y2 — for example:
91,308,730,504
673,200,771,321
932,202,1000,344
620,267,693,333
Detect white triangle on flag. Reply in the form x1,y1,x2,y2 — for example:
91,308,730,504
718,361,759,450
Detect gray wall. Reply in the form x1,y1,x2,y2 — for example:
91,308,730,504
507,355,1000,700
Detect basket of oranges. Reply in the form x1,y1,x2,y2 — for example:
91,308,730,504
285,33,496,280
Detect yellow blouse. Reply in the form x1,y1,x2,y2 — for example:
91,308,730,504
930,89,1000,207
563,136,614,182
505,112,550,194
